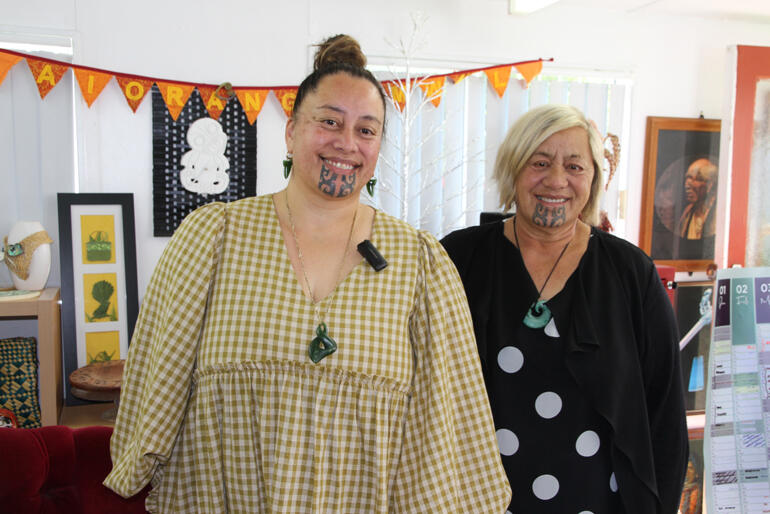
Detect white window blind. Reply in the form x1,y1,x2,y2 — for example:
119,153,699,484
0,35,76,288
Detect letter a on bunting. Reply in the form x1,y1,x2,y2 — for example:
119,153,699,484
26,58,69,99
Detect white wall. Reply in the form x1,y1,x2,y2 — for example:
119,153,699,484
3,0,770,299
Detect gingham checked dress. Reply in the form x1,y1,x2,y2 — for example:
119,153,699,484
104,195,510,513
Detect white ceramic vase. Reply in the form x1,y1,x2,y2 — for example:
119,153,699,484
6,221,52,291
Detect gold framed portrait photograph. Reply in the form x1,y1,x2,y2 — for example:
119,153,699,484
639,116,721,271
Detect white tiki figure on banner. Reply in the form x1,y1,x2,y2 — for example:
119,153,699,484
180,117,230,196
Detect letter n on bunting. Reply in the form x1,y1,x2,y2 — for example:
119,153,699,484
151,85,257,236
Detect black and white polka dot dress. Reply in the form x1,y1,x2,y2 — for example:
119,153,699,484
492,243,624,514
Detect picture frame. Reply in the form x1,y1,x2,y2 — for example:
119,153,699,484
639,116,721,271
57,193,138,406
674,280,714,412
681,413,705,514
724,46,770,267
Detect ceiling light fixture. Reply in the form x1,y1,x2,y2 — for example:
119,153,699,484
509,0,561,14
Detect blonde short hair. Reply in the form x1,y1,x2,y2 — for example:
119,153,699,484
493,104,604,226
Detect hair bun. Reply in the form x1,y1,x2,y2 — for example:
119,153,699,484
313,34,367,71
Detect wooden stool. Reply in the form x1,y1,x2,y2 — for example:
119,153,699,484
69,360,125,421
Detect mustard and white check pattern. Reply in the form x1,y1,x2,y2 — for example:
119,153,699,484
104,195,510,513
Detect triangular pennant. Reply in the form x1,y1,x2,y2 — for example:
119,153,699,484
116,76,153,112
418,76,446,108
26,58,69,99
273,88,298,118
73,68,113,107
514,60,544,88
197,85,229,120
484,65,513,98
383,80,407,112
448,71,472,85
235,88,268,125
0,52,22,87
156,81,195,121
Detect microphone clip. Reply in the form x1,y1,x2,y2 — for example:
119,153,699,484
357,240,388,272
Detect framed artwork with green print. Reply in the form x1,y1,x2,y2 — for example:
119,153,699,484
57,193,138,406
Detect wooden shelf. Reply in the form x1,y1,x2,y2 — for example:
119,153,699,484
0,287,62,426
59,402,115,428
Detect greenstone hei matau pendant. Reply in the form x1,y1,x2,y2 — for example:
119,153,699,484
523,300,552,329
308,322,337,363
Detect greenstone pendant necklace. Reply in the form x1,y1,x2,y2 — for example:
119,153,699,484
285,191,358,363
513,216,571,329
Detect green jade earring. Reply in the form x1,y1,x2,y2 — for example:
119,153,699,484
283,153,293,178
366,178,377,196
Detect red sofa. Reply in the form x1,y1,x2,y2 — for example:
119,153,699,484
0,425,149,514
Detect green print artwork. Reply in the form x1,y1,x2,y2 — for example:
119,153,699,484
85,231,112,261
86,280,117,322
88,350,116,364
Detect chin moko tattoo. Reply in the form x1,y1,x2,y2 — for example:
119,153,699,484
336,174,356,198
318,163,357,198
549,206,566,227
533,204,549,227
532,204,566,227
318,164,338,196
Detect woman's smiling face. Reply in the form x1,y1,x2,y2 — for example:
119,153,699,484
514,126,595,231
285,72,384,200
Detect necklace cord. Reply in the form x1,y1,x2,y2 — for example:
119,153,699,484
513,215,571,301
285,191,358,323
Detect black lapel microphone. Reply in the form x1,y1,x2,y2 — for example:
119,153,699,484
357,240,388,271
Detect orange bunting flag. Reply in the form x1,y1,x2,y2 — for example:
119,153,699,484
74,68,112,107
235,88,269,125
273,88,298,118
514,60,543,88
418,76,446,108
484,65,513,98
0,52,22,87
116,76,153,112
26,58,69,99
448,71,472,85
383,80,407,112
197,85,230,120
156,81,195,121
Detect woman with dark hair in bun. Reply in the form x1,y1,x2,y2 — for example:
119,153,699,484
105,34,510,513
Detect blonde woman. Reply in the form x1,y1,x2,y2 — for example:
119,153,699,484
442,104,687,514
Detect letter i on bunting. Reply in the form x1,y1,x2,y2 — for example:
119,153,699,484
74,69,113,107
116,75,153,112
26,58,69,99
156,81,195,121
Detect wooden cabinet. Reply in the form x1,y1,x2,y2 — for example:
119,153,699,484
0,288,62,426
